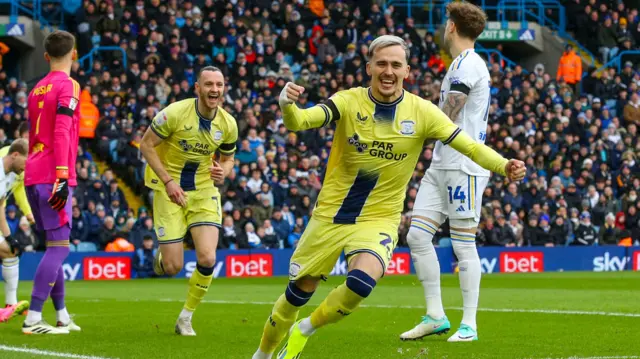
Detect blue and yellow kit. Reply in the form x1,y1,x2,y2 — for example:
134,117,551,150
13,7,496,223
284,87,507,279
145,98,238,243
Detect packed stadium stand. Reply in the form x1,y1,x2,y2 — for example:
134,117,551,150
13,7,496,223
0,0,639,257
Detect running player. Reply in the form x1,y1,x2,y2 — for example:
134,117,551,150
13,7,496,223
400,1,494,342
140,66,238,336
0,139,30,322
23,30,82,334
251,34,526,359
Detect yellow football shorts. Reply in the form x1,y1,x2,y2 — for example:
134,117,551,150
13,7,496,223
152,187,221,244
288,217,399,281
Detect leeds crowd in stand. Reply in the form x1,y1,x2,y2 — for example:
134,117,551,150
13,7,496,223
0,0,639,254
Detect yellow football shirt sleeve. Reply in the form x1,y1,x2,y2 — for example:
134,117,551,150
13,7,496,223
281,91,346,131
11,176,31,217
422,100,508,176
219,115,238,155
150,107,177,139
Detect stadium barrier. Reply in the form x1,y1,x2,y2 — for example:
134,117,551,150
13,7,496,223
5,246,640,281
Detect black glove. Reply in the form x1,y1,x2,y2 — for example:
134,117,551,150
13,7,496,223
6,235,22,257
48,178,69,211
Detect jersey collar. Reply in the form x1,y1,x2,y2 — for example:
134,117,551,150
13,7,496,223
194,98,218,132
194,98,218,121
368,87,404,107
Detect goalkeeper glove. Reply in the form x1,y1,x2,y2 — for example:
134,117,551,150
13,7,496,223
48,169,69,211
6,235,22,257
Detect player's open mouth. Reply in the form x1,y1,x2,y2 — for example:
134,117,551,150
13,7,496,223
208,94,219,100
381,79,395,87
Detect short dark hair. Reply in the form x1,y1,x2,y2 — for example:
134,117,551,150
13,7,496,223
44,30,76,59
9,138,28,156
197,66,223,81
17,122,29,137
446,1,487,40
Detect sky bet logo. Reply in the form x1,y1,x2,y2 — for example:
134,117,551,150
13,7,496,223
593,252,630,272
633,251,640,271
500,252,543,273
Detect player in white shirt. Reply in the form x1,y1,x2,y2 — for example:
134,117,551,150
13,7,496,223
0,139,30,322
400,2,504,342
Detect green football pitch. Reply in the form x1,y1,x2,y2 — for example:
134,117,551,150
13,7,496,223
0,272,638,359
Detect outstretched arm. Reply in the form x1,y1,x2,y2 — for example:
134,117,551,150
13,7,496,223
424,100,525,180
447,129,509,176
279,82,339,131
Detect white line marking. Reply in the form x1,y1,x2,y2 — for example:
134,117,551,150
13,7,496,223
531,356,640,359
68,298,640,318
0,344,117,359
156,298,640,318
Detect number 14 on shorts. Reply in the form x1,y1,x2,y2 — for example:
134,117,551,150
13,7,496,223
447,185,466,204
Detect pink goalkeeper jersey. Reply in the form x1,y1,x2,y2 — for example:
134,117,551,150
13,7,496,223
25,71,81,186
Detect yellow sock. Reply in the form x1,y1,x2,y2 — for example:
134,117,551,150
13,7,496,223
184,267,213,312
259,294,300,354
310,283,364,329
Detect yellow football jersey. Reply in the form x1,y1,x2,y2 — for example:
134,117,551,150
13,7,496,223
282,87,508,225
145,98,238,194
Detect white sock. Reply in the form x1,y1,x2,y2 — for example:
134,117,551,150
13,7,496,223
2,257,19,306
251,349,273,359
452,237,481,331
406,227,445,319
26,310,42,325
57,308,70,324
298,317,316,337
179,308,193,320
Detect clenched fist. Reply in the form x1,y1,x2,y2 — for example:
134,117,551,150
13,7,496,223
505,159,526,182
279,82,305,107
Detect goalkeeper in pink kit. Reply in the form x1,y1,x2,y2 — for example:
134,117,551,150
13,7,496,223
22,30,81,334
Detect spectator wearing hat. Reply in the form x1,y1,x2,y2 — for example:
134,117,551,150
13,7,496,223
599,212,622,245
5,204,18,235
573,212,597,245
598,16,619,64
133,235,158,278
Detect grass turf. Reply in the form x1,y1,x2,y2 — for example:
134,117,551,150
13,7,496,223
0,272,638,359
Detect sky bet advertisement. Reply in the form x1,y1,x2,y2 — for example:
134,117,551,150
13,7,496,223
4,246,640,281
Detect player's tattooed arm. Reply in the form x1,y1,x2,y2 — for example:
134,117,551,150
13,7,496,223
441,92,468,122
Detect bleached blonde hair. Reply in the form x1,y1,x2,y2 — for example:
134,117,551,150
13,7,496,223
367,35,410,63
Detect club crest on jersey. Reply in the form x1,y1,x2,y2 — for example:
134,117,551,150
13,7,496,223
214,130,223,141
289,262,301,277
400,120,415,135
158,227,165,237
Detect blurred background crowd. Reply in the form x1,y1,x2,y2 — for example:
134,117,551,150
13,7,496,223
0,0,639,255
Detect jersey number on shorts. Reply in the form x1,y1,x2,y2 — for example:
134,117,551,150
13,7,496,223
379,233,392,262
447,185,466,204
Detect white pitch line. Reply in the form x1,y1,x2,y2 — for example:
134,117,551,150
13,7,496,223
69,298,640,318
196,299,640,318
532,356,640,359
0,345,117,359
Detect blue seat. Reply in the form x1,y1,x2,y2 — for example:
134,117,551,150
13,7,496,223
76,242,98,252
438,237,452,248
